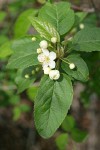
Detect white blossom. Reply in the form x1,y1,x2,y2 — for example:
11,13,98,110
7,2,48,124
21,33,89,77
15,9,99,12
42,51,56,69
43,66,51,74
69,63,75,69
51,37,57,43
39,40,48,49
37,40,60,79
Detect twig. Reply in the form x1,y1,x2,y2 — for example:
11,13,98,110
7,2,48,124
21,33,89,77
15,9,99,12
71,4,95,13
90,0,100,21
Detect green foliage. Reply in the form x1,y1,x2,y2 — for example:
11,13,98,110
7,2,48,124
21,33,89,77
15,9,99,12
55,133,69,150
13,107,21,121
39,2,75,35
7,37,40,69
0,41,13,58
75,12,87,26
27,86,39,101
14,9,37,38
71,128,88,142
72,28,100,52
9,95,20,105
34,74,73,138
15,67,36,93
61,115,75,132
61,54,89,81
30,17,60,41
13,104,31,121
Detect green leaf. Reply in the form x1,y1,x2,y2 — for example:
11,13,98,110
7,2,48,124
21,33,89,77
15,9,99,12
61,115,75,132
7,37,40,69
72,28,100,52
71,128,88,142
9,95,20,105
27,86,39,101
14,9,37,38
55,133,69,150
39,2,75,35
34,74,73,138
0,41,13,58
29,17,60,42
61,54,89,82
19,104,31,112
13,107,21,121
15,67,36,93
74,12,87,26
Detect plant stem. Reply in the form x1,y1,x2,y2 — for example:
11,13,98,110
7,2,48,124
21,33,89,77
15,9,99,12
60,58,70,65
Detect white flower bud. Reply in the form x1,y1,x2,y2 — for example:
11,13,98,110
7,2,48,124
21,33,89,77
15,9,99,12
39,40,48,49
51,37,57,43
43,67,51,75
49,70,60,80
25,74,29,79
79,23,84,29
69,63,75,69
35,67,39,72
37,48,42,54
32,37,36,41
38,53,45,63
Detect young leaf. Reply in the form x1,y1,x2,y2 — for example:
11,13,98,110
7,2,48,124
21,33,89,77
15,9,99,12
71,128,88,142
34,74,73,138
27,86,39,102
14,9,37,38
7,37,40,69
55,133,69,150
72,28,100,52
74,12,87,26
29,17,60,42
15,67,36,93
61,115,75,132
61,54,89,82
39,2,75,35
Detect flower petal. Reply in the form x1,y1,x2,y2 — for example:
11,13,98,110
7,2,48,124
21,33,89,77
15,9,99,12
43,67,51,74
49,52,56,60
42,49,49,56
42,61,49,68
38,53,45,63
49,60,55,69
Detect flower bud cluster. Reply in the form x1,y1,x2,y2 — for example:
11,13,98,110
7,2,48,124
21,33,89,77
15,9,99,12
36,40,60,80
